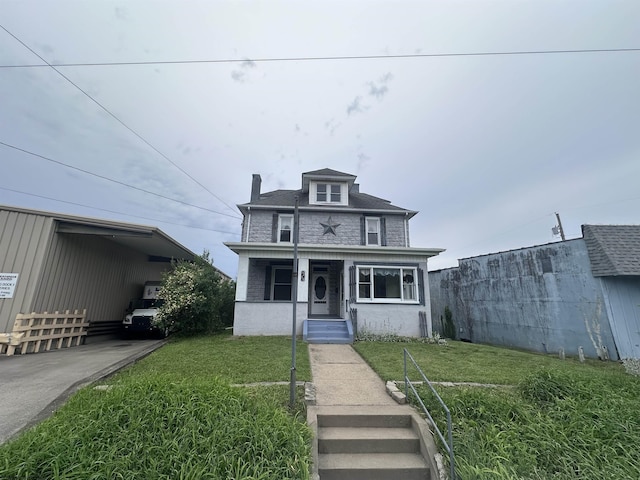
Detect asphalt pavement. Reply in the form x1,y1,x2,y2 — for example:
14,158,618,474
0,338,165,445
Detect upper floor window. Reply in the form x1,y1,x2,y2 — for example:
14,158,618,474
278,214,293,243
316,183,341,203
366,217,380,245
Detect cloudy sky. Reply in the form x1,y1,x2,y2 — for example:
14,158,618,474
1,1,639,278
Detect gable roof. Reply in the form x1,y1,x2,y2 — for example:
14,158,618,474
301,168,357,193
582,224,640,276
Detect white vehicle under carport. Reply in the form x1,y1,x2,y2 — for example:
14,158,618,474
122,282,167,338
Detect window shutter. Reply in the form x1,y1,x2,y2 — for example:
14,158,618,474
271,214,278,243
349,265,356,303
264,265,272,300
360,216,366,245
380,217,387,246
417,268,425,306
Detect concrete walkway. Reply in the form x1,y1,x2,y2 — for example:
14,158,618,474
0,339,165,444
308,343,397,406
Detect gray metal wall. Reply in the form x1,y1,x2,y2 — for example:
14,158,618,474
429,240,620,360
33,232,170,325
0,210,54,332
1,209,174,333
601,277,640,359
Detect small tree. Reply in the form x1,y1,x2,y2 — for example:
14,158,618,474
443,306,456,340
156,251,235,335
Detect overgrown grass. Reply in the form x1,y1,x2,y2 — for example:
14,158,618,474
354,339,640,479
354,339,621,384
116,332,311,384
0,333,312,480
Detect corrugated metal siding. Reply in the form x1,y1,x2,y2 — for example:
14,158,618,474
602,277,640,359
33,231,171,324
429,240,620,360
0,210,53,332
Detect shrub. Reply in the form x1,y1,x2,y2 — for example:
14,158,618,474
156,251,235,335
443,306,456,339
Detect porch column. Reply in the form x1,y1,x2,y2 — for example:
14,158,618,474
297,257,309,302
235,255,249,301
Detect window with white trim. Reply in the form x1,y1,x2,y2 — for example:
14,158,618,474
278,214,293,243
357,266,418,303
316,183,341,203
366,217,380,246
272,267,292,301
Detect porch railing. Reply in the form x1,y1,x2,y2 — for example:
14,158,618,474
403,348,457,479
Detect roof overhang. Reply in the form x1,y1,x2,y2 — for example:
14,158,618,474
238,204,418,218
56,220,196,261
2,204,195,261
225,242,444,261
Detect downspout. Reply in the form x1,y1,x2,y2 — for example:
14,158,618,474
404,212,409,247
245,206,251,242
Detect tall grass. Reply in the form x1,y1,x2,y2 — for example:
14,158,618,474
355,340,640,479
0,334,311,479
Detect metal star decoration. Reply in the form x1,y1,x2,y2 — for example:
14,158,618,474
320,216,340,235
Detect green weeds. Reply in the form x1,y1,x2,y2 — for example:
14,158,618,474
357,340,640,479
0,334,311,479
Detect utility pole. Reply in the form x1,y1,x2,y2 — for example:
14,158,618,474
289,196,299,410
554,212,566,241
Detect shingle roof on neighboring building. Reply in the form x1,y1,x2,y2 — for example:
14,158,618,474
582,224,640,276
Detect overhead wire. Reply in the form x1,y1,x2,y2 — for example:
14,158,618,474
0,186,241,235
0,47,639,68
0,141,241,219
0,24,239,217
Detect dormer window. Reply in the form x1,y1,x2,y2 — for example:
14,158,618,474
310,182,347,205
317,183,341,203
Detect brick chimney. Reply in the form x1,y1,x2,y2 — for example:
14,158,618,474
250,174,262,202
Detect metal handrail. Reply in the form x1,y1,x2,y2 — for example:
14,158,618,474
403,348,456,480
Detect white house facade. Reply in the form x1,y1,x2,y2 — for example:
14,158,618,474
225,168,443,341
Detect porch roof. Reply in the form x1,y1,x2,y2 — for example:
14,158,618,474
225,241,444,260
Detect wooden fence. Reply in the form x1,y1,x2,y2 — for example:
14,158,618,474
0,309,88,356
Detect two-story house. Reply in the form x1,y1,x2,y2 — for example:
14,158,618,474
225,168,443,342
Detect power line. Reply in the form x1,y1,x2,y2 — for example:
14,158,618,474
0,186,242,235
0,141,241,219
1,47,638,69
0,24,239,217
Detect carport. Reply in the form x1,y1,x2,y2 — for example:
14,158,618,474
0,205,195,353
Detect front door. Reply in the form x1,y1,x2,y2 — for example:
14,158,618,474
311,271,330,315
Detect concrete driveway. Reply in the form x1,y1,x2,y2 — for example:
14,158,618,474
0,339,165,445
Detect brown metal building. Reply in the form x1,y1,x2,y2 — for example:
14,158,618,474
0,205,196,340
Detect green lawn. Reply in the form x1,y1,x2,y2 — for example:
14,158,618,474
354,339,640,480
0,333,312,480
3,334,638,480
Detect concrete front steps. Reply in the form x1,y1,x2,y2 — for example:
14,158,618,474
303,319,353,344
310,406,436,480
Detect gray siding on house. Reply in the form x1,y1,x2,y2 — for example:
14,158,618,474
0,210,53,332
430,240,619,360
246,209,407,246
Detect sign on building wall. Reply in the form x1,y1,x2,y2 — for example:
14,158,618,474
0,273,19,299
